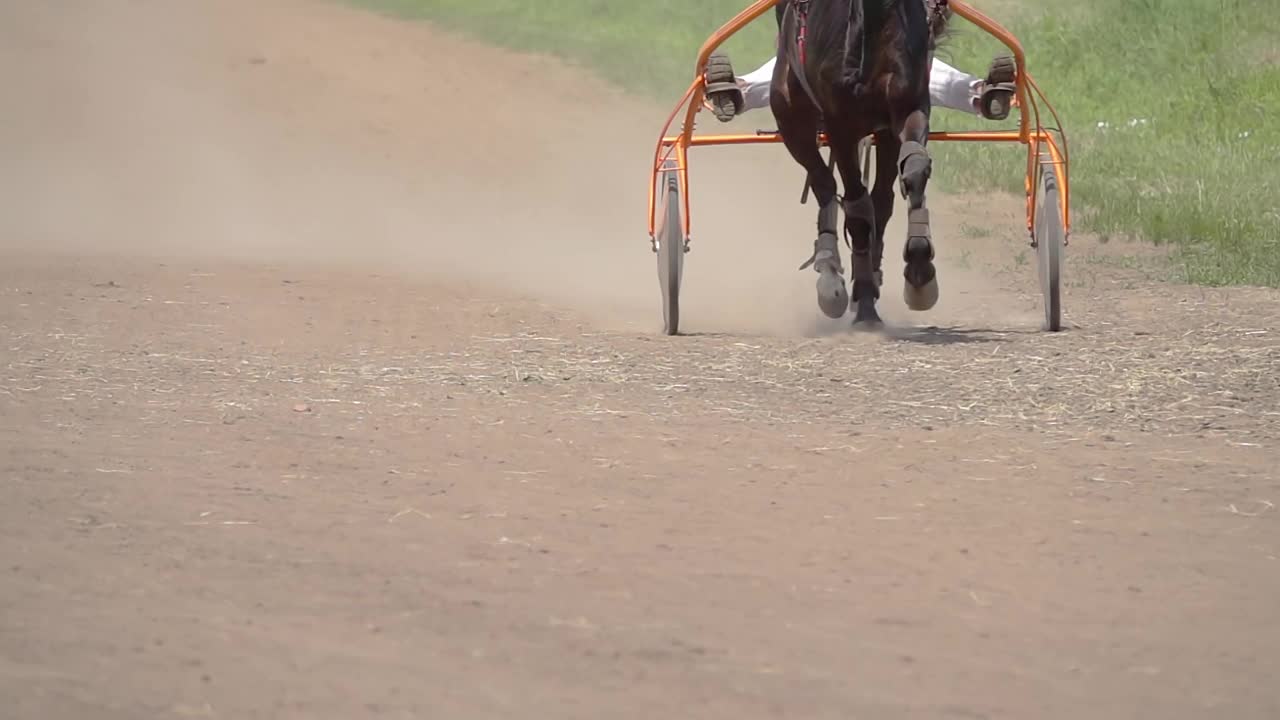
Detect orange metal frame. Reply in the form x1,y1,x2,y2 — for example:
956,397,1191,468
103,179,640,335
648,0,1070,247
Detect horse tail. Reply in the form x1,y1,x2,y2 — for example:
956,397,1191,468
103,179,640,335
842,0,886,96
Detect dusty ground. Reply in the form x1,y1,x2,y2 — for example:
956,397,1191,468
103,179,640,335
2,1,1279,718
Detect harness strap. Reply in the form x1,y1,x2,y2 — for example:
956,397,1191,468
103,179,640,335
784,0,824,113
795,0,810,67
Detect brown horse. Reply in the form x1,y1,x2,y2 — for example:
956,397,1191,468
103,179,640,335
772,0,951,326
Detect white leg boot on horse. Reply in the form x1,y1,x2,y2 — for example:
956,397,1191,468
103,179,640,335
816,199,849,319
799,198,850,320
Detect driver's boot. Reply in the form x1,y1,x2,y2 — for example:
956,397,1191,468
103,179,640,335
704,52,744,123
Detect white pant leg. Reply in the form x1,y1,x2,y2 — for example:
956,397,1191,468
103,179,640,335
732,56,981,116
928,58,980,115
738,56,776,113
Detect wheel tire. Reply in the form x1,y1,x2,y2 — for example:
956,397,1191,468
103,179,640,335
656,171,685,335
1035,156,1064,332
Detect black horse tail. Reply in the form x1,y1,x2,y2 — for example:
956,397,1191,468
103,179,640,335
842,0,886,96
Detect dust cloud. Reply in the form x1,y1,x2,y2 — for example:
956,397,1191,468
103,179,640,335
0,0,1036,338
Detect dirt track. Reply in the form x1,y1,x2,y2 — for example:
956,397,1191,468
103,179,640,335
2,1,1279,718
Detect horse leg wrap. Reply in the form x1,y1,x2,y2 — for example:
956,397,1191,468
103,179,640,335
851,259,882,301
799,199,844,274
902,205,938,310
799,200,848,319
842,194,881,305
904,207,933,258
843,193,876,232
897,141,932,202
804,230,848,319
799,230,844,275
818,197,840,236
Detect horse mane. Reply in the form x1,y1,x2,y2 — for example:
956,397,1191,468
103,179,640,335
926,0,954,53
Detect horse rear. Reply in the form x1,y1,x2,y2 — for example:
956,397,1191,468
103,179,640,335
770,0,948,326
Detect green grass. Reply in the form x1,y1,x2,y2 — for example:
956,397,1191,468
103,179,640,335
930,0,1280,286
355,0,780,97
356,0,1280,287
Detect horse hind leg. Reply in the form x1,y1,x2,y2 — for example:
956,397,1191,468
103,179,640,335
843,191,883,327
871,129,900,296
896,108,939,311
831,134,881,327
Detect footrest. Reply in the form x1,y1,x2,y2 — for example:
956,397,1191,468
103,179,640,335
980,54,1017,121
979,83,1016,121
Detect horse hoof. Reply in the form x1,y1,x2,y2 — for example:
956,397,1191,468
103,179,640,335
903,276,940,312
817,272,848,319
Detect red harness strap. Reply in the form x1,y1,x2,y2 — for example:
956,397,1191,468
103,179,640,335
794,0,811,66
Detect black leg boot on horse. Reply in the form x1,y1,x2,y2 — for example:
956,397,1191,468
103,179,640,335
828,121,883,327
843,192,883,326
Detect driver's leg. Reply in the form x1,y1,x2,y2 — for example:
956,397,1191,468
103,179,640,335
931,56,1017,120
737,56,776,113
929,58,981,114
706,53,779,122
705,54,1015,122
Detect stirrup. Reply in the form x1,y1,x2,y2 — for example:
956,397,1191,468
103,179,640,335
979,54,1017,121
979,84,1016,121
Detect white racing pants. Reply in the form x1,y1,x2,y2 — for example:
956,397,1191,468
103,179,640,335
737,56,981,115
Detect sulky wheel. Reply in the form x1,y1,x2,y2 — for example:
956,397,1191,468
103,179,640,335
655,169,686,335
1034,152,1064,331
